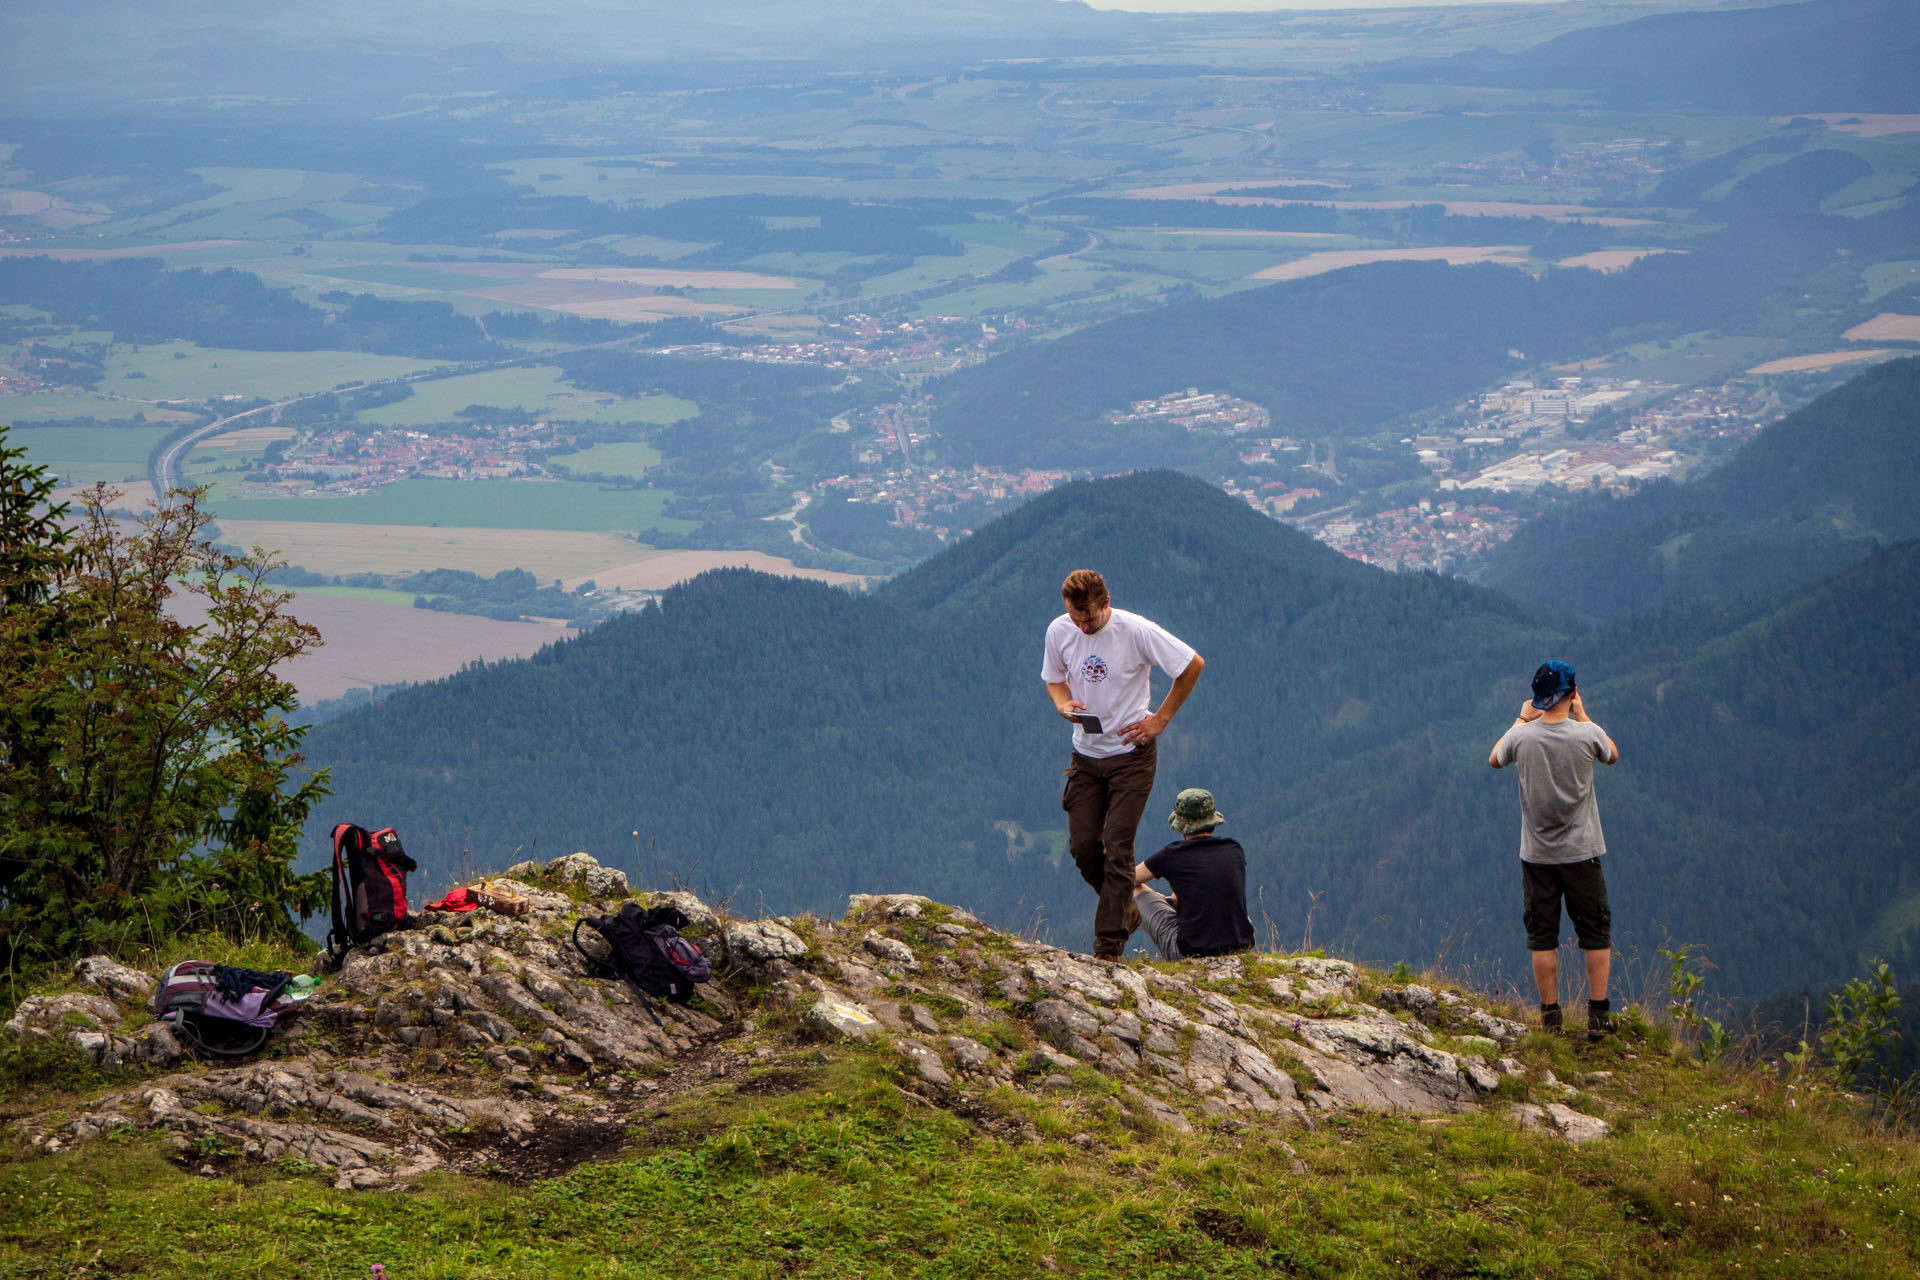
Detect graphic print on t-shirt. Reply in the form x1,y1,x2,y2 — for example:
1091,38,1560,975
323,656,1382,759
1080,655,1108,683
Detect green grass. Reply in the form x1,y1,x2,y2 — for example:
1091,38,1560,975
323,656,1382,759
107,342,435,402
5,1029,1919,1278
546,441,662,479
311,264,519,292
3,919,1919,1280
284,585,421,606
1602,334,1792,384
1862,260,1920,303
354,368,695,429
2,423,173,486
206,477,695,534
1,390,188,424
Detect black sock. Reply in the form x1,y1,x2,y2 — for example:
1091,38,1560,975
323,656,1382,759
1541,1002,1560,1012
1588,998,1610,1011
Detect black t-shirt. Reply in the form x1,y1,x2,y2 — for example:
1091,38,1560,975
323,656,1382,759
1142,834,1255,956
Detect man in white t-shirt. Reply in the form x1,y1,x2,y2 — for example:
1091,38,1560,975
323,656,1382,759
1042,569,1205,960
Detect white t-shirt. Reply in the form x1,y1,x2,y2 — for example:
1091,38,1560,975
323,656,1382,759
1041,607,1198,759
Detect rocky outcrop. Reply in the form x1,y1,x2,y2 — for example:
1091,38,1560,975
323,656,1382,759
7,857,1615,1189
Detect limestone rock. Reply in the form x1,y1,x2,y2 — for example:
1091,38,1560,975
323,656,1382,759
648,890,720,930
861,932,919,969
1468,1009,1530,1044
807,998,881,1041
528,852,630,900
6,992,121,1040
73,955,155,1002
1025,955,1123,1005
1512,1102,1611,1145
847,893,933,919
1545,1103,1611,1145
947,1036,993,1073
1033,999,1102,1048
895,1039,953,1086
724,920,809,965
11,884,1622,1185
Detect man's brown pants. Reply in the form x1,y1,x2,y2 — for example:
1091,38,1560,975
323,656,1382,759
1062,740,1156,956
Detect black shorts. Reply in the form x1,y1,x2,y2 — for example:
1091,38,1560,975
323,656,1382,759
1521,857,1611,952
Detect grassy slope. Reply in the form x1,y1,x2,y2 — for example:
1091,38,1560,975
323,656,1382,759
3,947,1917,1278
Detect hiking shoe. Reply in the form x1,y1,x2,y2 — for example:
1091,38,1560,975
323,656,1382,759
1586,1000,1614,1041
1094,951,1123,963
1539,1002,1563,1031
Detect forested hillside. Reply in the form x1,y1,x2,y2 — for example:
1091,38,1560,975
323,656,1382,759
924,251,1793,469
1381,0,1920,114
302,466,1920,998
1476,356,1920,617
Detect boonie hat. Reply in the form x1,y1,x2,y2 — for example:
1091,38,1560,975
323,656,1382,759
1530,660,1576,711
1169,788,1225,834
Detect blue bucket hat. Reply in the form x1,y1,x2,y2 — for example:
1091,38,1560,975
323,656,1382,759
1530,660,1576,711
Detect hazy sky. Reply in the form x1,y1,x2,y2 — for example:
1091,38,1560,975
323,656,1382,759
1079,0,1565,9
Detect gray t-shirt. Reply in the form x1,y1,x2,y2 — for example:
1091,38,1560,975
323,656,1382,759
1493,718,1613,864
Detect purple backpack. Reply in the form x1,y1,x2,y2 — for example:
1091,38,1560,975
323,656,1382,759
151,960,304,1059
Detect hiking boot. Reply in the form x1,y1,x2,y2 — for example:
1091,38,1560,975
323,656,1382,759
1586,1000,1614,1041
1539,1002,1563,1031
1094,951,1123,963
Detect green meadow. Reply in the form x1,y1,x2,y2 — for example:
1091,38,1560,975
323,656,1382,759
109,342,435,402
1863,260,1920,302
285,584,423,606
547,440,662,479
354,367,695,428
207,477,695,534
1,390,183,424
2,423,172,486
310,264,520,293
1603,334,1791,383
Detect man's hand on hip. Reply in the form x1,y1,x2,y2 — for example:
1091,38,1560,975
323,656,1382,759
1119,711,1168,746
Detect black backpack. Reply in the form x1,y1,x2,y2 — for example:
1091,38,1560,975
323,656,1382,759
326,822,417,968
572,903,712,1004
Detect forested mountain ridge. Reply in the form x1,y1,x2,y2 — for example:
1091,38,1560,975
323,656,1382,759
302,468,1919,998
924,251,1809,470
1476,356,1920,618
1379,0,1920,114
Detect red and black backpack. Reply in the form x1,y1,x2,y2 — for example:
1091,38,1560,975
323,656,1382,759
325,823,417,968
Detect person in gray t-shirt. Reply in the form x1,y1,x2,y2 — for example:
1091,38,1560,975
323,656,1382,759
1490,660,1620,1038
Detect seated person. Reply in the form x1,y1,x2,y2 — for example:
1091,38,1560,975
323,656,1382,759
1131,788,1256,960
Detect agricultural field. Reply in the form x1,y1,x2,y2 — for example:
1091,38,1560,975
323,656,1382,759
5,423,171,487
206,477,696,535
105,342,435,402
546,440,662,479
351,368,694,428
1749,348,1899,374
1844,312,1920,342
168,588,576,705
1598,335,1792,384
208,522,659,581
183,424,291,474
1249,245,1532,281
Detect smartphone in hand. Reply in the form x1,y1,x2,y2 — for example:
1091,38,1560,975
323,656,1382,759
1073,712,1104,734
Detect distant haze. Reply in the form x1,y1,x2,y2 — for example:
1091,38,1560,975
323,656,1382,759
1076,0,1565,7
